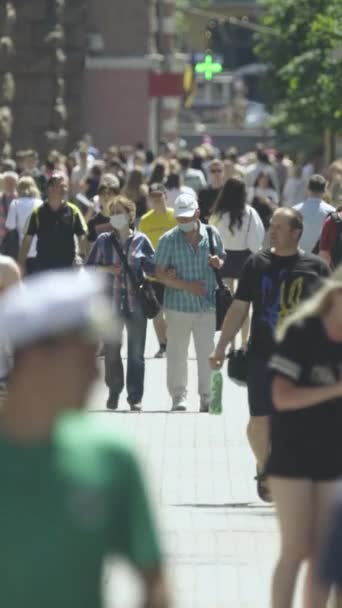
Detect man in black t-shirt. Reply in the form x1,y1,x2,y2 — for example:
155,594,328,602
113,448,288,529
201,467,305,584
198,159,225,223
210,208,330,501
18,172,87,273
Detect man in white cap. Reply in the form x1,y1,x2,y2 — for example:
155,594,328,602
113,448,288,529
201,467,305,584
155,192,225,412
0,269,168,608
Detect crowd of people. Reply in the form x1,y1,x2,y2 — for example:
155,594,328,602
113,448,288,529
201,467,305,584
0,137,342,606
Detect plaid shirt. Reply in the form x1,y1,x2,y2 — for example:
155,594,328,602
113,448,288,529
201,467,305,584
86,231,155,314
154,222,225,313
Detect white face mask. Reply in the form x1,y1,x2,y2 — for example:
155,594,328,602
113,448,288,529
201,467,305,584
110,214,128,230
178,221,196,233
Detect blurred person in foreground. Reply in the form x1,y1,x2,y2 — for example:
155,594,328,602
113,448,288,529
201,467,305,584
210,208,330,501
0,269,168,608
268,267,342,608
0,255,21,406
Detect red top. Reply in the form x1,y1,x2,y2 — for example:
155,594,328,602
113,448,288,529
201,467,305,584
320,212,341,253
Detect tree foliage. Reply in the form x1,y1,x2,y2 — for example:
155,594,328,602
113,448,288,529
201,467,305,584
255,0,342,140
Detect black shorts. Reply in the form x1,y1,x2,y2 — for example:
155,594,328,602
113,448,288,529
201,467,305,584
247,353,273,417
151,281,165,307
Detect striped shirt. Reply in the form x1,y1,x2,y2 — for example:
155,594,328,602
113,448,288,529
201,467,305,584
154,222,225,313
86,230,155,314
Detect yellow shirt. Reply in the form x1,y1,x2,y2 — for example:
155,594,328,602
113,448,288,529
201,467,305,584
139,208,176,249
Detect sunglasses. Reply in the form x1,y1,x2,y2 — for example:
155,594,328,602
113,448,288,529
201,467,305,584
210,168,223,174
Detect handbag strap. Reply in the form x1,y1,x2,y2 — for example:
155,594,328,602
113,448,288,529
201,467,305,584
206,226,224,289
110,232,141,291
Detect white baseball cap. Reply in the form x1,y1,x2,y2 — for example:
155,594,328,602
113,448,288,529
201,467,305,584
174,193,199,218
0,269,118,350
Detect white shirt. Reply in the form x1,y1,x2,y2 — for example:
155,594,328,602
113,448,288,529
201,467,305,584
294,198,335,253
6,196,43,258
210,205,265,252
181,168,207,193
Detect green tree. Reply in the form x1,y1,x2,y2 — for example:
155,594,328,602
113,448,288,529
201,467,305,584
255,0,342,149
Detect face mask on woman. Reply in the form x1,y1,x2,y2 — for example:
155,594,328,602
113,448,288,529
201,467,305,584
110,214,128,231
178,221,196,233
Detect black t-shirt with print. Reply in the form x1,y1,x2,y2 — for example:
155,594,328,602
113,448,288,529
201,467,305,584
267,317,342,479
235,250,330,357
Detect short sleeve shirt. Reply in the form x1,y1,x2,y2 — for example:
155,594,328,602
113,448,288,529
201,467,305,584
235,250,330,357
0,414,162,608
27,202,87,270
154,222,225,313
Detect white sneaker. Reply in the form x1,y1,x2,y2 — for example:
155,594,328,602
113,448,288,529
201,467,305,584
171,397,187,412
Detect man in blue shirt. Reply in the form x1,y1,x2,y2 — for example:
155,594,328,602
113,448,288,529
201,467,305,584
155,193,225,412
294,174,335,253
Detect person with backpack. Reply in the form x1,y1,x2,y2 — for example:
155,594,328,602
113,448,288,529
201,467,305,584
319,206,342,269
18,171,87,274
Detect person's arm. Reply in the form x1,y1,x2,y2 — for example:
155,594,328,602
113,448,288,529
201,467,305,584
209,299,250,368
86,235,121,275
156,265,206,296
208,226,225,270
114,447,169,608
18,235,33,273
272,375,342,411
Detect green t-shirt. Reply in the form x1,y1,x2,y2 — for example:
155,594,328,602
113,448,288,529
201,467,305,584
0,413,162,608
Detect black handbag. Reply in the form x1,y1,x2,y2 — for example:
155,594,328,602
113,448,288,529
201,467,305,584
206,226,233,331
111,233,161,319
227,349,248,385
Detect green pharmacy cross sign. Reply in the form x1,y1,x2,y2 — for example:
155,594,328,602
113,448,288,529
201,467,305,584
195,55,223,80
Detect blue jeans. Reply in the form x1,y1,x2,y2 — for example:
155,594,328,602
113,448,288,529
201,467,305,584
104,307,147,404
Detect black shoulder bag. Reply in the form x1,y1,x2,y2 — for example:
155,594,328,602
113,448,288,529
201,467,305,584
206,226,233,331
111,233,161,319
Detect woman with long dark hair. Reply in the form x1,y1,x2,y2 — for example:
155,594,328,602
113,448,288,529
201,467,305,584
209,177,264,349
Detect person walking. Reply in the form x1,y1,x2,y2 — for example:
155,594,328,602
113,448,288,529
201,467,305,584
209,177,265,351
0,269,168,608
87,196,155,411
198,159,226,224
268,267,342,608
139,183,176,358
155,193,225,412
5,176,43,274
18,171,87,274
210,208,330,501
294,174,335,253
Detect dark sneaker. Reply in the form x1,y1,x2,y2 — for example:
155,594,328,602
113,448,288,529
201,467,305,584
106,392,119,410
154,344,166,358
129,402,142,412
200,398,209,413
255,469,272,503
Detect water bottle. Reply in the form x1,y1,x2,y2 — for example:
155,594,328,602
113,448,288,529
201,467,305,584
209,370,223,415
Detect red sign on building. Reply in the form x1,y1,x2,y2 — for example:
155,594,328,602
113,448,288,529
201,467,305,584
149,72,184,97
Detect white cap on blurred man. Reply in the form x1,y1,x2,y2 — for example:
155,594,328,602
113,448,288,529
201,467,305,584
0,269,117,351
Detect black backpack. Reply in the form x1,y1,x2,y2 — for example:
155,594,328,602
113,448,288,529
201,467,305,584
331,212,342,268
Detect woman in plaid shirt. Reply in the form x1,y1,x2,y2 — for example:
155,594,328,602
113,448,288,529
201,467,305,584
87,196,155,411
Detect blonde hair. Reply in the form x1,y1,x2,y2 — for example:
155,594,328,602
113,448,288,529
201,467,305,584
17,176,40,198
277,266,342,341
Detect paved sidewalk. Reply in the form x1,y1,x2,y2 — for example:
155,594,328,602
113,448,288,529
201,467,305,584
88,326,284,608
